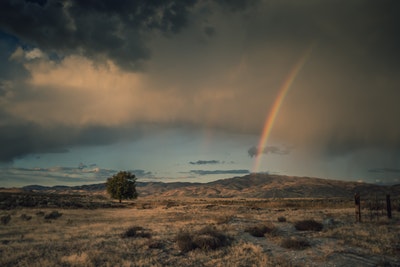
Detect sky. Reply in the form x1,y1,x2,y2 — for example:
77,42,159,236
1,0,400,187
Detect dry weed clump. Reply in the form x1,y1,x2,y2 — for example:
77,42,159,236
192,234,223,250
294,219,323,231
245,224,275,237
175,226,232,252
277,216,287,222
122,226,151,238
223,242,270,266
20,214,32,221
281,237,311,250
1,214,11,225
61,252,89,266
36,211,45,217
147,240,164,249
214,213,235,224
44,210,62,220
176,232,196,252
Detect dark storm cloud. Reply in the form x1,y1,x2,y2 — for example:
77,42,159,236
0,0,263,70
0,113,144,162
190,169,249,175
244,0,400,160
189,160,220,165
216,0,259,11
0,0,197,70
203,26,216,37
250,0,400,57
0,32,30,80
248,146,291,158
0,0,400,170
0,116,66,162
0,0,261,163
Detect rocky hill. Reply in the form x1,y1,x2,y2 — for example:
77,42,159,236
18,174,400,199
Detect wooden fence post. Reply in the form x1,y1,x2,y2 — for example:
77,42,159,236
386,194,392,219
355,192,361,222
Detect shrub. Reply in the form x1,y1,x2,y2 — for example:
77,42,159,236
278,216,287,222
20,214,32,221
165,201,178,209
44,211,62,220
195,226,231,250
197,226,231,244
193,234,221,250
294,219,323,231
1,214,11,225
148,240,164,249
36,211,45,217
176,232,196,253
245,224,274,237
281,237,311,250
175,226,232,253
122,226,151,238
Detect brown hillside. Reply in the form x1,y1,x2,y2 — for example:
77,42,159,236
16,174,400,199
138,174,398,199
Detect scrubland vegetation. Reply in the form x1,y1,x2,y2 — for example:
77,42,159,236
0,194,399,266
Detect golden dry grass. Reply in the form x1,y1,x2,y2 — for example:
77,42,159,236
0,197,399,266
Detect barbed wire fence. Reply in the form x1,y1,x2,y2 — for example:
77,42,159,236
355,193,399,222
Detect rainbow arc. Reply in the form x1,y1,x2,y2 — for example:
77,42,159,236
252,45,315,173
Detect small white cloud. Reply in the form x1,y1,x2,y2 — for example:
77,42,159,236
9,46,25,61
25,48,46,60
10,47,47,62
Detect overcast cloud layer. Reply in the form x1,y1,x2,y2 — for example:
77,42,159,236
0,0,400,184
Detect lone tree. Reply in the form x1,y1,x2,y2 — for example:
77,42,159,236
106,171,138,203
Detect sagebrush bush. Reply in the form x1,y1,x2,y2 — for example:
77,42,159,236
294,219,323,231
175,226,232,253
245,224,274,237
281,237,311,250
1,214,11,225
277,216,286,222
36,211,45,217
44,211,62,220
148,240,164,249
176,232,196,253
196,226,231,249
122,226,151,238
193,234,221,250
20,214,32,221
197,226,230,243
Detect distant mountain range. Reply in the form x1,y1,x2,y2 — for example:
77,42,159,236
18,174,400,199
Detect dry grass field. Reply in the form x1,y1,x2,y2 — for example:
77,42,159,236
1,196,399,267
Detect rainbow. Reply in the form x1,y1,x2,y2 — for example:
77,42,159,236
252,45,315,173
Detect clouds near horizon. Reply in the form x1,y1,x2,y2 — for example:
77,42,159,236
190,160,220,165
190,169,249,176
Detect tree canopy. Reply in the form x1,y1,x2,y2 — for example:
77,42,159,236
106,171,138,203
